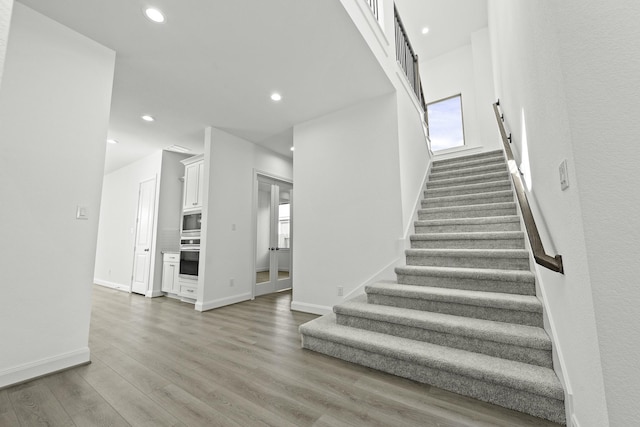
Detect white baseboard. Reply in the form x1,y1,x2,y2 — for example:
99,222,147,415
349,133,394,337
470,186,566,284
571,414,580,427
343,256,402,300
0,347,90,389
145,289,164,298
195,292,252,312
94,279,129,292
290,301,332,316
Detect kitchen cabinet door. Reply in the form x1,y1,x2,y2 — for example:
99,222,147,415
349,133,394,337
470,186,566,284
183,161,203,210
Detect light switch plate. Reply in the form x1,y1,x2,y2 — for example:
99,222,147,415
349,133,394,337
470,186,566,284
76,205,89,220
559,160,569,191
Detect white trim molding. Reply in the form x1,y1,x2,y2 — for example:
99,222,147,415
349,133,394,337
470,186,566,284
195,292,252,312
290,301,332,316
0,348,90,389
94,279,130,292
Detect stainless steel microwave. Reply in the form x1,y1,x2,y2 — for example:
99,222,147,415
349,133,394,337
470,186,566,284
182,212,202,235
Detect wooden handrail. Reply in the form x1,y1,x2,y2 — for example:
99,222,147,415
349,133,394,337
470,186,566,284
493,101,564,274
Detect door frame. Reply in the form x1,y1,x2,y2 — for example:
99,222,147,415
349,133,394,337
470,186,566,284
251,169,293,300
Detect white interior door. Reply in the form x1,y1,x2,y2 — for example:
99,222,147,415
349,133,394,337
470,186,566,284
131,177,157,295
255,175,292,297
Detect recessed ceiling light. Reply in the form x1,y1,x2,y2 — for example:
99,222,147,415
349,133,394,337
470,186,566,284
290,146,295,151
144,8,165,23
107,139,119,144
141,115,155,122
421,27,430,35
270,93,282,102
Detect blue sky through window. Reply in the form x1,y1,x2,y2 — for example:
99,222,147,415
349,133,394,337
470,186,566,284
427,95,464,151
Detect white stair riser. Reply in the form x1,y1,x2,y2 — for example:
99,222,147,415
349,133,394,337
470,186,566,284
406,253,530,271
410,238,525,250
425,181,512,198
418,206,517,220
422,193,513,208
300,336,564,424
367,294,543,327
335,314,552,368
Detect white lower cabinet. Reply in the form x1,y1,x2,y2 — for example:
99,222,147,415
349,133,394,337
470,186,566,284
178,276,198,300
161,253,180,294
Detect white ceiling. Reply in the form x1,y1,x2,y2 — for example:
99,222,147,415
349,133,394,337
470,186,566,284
17,0,393,172
394,0,488,62
15,0,486,173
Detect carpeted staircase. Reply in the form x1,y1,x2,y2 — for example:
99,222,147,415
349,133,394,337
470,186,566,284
299,149,566,424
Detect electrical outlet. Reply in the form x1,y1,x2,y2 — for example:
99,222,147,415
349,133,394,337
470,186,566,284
559,159,570,191
337,286,344,296
230,278,235,287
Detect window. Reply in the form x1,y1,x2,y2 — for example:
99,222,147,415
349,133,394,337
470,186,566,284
426,94,465,152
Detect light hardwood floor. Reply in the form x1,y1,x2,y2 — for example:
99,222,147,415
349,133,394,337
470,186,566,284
0,285,561,426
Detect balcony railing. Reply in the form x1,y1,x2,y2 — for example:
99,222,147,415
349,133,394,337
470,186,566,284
394,4,426,111
365,0,380,21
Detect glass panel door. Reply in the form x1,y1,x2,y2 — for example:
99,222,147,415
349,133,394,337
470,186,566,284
255,176,293,297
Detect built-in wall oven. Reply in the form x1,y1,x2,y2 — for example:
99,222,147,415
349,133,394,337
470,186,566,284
182,211,202,236
179,236,200,278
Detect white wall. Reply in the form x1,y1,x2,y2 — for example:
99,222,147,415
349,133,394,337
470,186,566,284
0,4,114,387
396,81,431,235
197,127,293,311
287,0,431,314
94,151,163,291
420,31,501,156
0,0,13,89
489,1,640,425
471,28,501,151
292,94,403,314
94,150,189,295
548,2,640,425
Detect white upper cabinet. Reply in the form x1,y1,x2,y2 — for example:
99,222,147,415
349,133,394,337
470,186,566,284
181,154,204,211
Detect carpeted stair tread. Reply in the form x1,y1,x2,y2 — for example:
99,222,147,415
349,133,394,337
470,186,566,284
421,190,514,208
406,248,530,259
411,231,525,241
367,281,541,312
405,248,530,271
424,180,512,198
429,163,509,181
432,149,505,166
299,313,563,401
410,231,525,250
426,171,510,188
414,216,522,233
419,202,517,215
431,157,506,174
395,265,534,284
334,295,552,350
